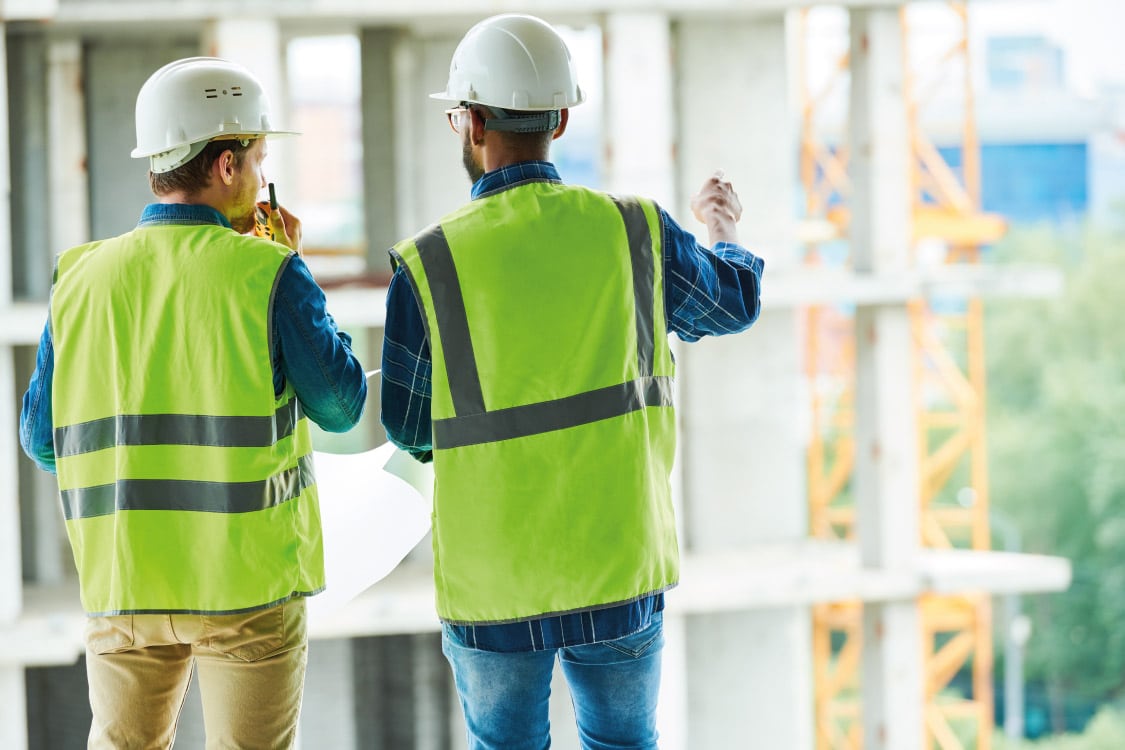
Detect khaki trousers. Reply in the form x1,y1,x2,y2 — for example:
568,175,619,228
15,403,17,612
85,598,308,750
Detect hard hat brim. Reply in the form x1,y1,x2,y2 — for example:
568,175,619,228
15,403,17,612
130,129,300,159
429,90,581,111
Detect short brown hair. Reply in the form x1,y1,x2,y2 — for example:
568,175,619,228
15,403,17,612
148,139,253,197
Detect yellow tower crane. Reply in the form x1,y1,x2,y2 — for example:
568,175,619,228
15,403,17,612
800,4,1007,749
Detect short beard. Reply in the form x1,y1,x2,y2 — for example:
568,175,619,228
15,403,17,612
231,208,255,235
461,134,485,184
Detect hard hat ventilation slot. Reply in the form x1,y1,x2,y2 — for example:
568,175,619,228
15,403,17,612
203,86,242,98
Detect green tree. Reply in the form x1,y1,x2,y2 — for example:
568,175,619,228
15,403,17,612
986,224,1125,723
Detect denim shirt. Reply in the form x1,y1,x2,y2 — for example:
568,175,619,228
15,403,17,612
19,203,367,473
381,161,764,651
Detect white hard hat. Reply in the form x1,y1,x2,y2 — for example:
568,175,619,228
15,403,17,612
432,14,585,111
132,57,297,174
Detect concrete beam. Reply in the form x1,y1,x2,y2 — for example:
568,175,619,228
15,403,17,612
43,1,912,29
0,0,57,19
759,264,1064,307
0,256,1057,346
3,545,1070,668
0,287,387,348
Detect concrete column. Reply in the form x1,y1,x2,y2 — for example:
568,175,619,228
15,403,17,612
46,39,89,272
170,676,205,749
29,38,85,589
602,12,675,208
353,634,454,749
299,638,358,749
848,9,923,750
393,32,465,236
0,23,29,750
5,32,49,302
204,19,295,193
675,15,811,750
360,28,402,276
1,25,14,304
600,15,689,747
85,38,199,238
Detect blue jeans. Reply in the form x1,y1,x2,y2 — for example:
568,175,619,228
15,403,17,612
441,611,664,750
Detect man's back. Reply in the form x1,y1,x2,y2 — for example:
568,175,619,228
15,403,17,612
425,180,661,399
51,222,323,616
393,179,679,625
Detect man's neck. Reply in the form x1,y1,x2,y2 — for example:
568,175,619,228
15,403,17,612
482,148,549,174
158,191,204,206
156,190,228,218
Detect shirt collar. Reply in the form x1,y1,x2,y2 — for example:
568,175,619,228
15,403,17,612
471,161,562,200
138,203,232,229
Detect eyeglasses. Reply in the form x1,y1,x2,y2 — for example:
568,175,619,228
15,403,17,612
445,106,469,133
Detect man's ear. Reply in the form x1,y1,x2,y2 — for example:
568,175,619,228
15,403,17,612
468,106,488,146
552,109,569,141
214,148,237,187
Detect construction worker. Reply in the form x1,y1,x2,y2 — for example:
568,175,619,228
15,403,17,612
381,14,764,749
18,57,367,748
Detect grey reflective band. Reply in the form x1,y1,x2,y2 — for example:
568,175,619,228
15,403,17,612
60,453,316,520
414,224,486,416
434,375,673,450
389,249,435,346
54,399,300,458
611,196,656,376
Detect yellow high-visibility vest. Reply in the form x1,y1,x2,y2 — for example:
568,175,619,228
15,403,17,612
393,182,679,625
51,223,324,616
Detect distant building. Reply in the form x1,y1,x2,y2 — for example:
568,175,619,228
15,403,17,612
929,32,1122,228
987,35,1065,91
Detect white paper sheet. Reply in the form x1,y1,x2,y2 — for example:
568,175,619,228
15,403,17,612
308,441,433,620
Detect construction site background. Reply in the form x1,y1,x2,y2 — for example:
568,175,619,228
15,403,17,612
0,0,1120,748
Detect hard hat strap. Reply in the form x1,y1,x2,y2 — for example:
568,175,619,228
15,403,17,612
480,107,561,134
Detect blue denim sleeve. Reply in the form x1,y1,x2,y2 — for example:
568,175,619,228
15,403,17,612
20,321,57,474
273,255,368,433
659,206,765,342
380,266,434,463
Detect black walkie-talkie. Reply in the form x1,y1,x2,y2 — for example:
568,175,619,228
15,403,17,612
254,183,278,240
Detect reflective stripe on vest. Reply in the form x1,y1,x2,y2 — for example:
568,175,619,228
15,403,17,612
55,400,300,458
60,452,315,520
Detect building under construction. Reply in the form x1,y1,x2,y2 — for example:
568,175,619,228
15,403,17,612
0,0,1071,748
